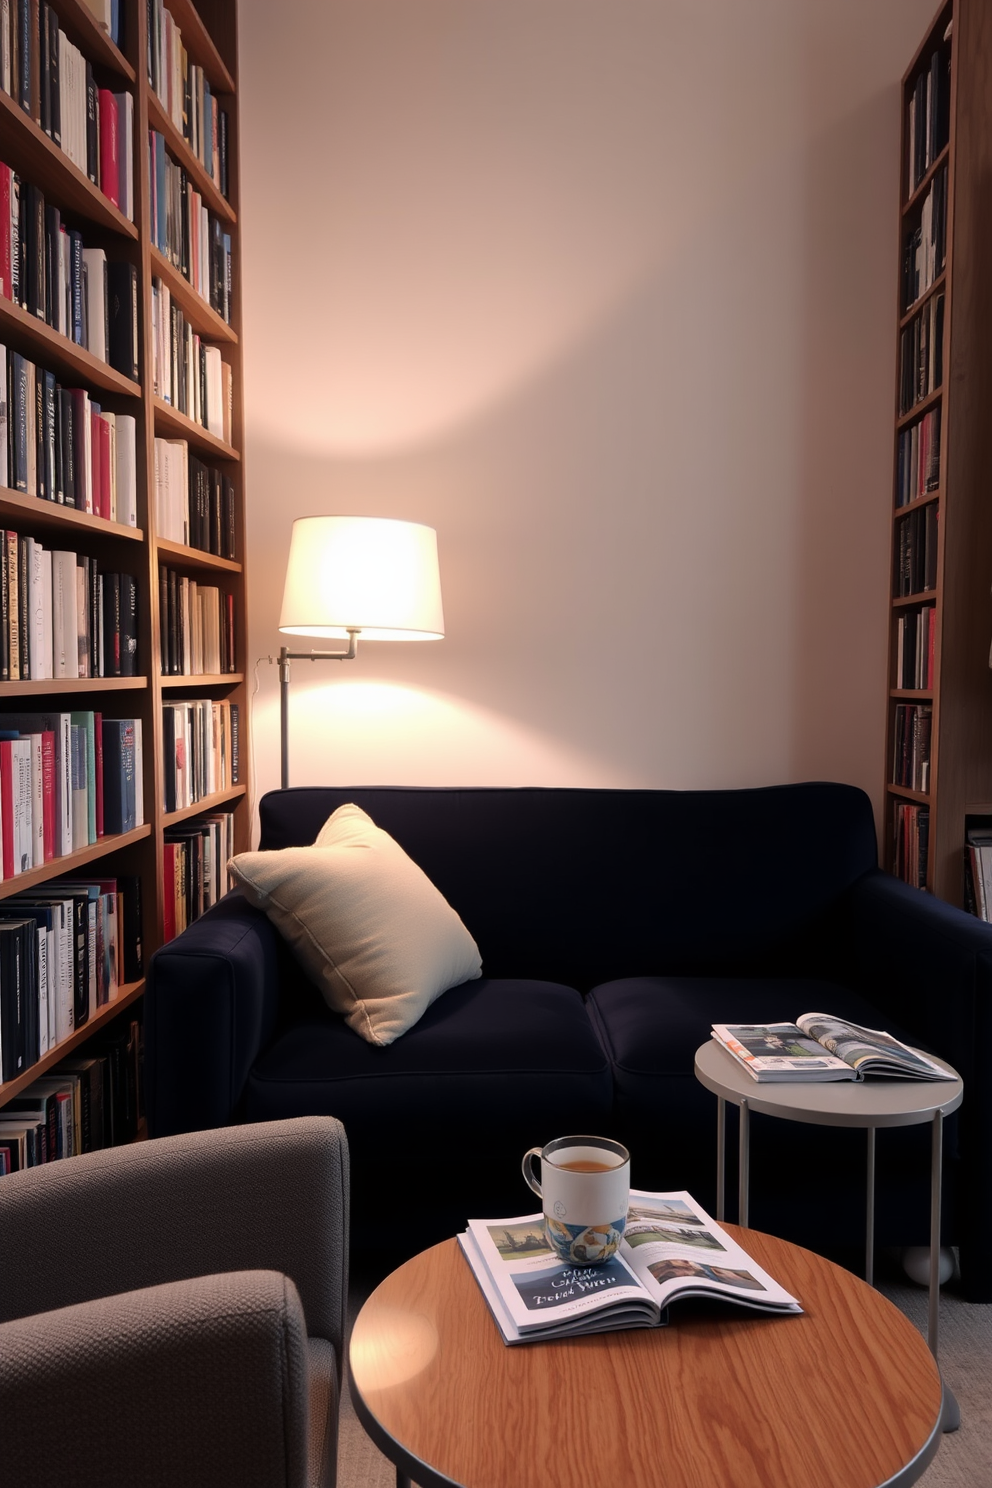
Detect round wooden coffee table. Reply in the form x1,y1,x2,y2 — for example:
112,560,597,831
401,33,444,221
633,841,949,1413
349,1228,943,1488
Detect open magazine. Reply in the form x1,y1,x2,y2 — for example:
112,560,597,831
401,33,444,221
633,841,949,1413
711,1012,955,1084
457,1189,802,1345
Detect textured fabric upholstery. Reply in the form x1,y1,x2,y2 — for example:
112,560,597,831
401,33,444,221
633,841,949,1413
0,1271,309,1488
0,1119,349,1488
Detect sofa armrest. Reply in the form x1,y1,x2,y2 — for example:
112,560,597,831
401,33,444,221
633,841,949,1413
833,868,992,1083
146,890,284,1135
0,1270,310,1488
0,1118,349,1359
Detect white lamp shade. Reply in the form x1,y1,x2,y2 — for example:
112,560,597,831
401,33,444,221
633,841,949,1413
278,516,445,641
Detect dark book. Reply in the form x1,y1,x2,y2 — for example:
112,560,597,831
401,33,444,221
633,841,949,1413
168,566,178,673
101,718,136,833
219,107,228,198
26,182,44,319
69,229,84,345
59,386,75,506
10,173,22,307
39,0,49,137
43,201,59,327
18,528,28,679
102,570,121,675
117,873,143,981
4,1085,60,1163
90,1018,139,1144
162,705,176,812
230,702,239,784
42,368,56,505
85,61,99,185
106,260,139,380
223,474,236,560
119,573,137,675
55,1055,106,1152
17,0,30,112
0,919,34,1081
158,564,169,674
47,3,59,147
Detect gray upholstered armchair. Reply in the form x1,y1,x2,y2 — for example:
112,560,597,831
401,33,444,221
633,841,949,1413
0,1116,349,1488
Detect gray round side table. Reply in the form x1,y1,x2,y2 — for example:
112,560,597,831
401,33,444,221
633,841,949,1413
694,1038,963,1430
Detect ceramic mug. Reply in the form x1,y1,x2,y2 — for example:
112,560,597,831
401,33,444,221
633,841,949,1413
521,1134,630,1265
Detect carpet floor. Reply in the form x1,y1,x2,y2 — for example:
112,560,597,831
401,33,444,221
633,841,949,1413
339,1259,992,1488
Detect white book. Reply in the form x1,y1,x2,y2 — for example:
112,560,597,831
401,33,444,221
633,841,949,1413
81,248,108,362
3,714,72,859
27,539,50,681
40,553,53,687
120,91,134,221
37,927,50,1056
115,414,137,525
25,732,43,869
12,738,33,875
204,345,224,437
51,552,79,679
0,345,8,487
102,410,117,520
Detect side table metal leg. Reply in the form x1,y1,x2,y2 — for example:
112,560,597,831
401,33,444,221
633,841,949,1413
928,1109,960,1432
738,1098,749,1228
865,1127,875,1287
716,1096,726,1222
396,1470,412,1488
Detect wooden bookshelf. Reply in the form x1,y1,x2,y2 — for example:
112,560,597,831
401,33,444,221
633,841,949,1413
885,0,992,904
0,0,249,1138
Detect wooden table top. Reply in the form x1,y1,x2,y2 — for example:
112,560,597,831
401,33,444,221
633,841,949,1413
348,1227,943,1488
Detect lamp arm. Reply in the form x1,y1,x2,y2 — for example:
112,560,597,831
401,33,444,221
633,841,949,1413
274,631,361,788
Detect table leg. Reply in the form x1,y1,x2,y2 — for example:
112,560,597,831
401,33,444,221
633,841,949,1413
865,1127,875,1287
716,1096,726,1222
928,1109,960,1433
738,1098,749,1228
396,1471,412,1488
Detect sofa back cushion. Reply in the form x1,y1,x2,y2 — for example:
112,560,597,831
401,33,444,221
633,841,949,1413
257,783,877,990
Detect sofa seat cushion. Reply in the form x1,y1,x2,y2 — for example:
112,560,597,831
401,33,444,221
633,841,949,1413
244,977,613,1242
587,977,947,1251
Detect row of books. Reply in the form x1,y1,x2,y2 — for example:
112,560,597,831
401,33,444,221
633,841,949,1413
153,437,237,557
895,603,935,693
146,0,228,197
159,565,235,676
0,2,131,219
902,164,947,312
892,703,931,794
0,712,145,872
162,697,238,813
895,503,938,598
906,35,951,197
163,809,233,942
0,166,138,382
895,407,940,509
151,275,232,440
964,822,992,923
148,130,232,322
1,344,138,522
1,535,137,681
0,1027,142,1172
0,874,141,1083
898,291,944,417
893,802,929,891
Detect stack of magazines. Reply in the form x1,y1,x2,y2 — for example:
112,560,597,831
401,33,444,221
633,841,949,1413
710,1013,955,1084
458,1190,802,1345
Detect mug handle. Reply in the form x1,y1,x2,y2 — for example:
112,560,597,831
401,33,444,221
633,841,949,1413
521,1147,543,1198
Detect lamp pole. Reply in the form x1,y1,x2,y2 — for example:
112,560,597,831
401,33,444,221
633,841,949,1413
277,631,360,789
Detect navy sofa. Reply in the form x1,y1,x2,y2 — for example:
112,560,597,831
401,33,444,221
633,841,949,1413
146,783,992,1298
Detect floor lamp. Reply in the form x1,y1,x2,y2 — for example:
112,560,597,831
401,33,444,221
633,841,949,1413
276,516,445,788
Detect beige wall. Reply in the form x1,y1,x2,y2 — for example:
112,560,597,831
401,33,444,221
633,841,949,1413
238,0,936,823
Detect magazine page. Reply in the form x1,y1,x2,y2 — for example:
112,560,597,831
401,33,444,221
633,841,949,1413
460,1211,658,1343
795,1013,954,1080
619,1191,804,1316
712,1023,855,1081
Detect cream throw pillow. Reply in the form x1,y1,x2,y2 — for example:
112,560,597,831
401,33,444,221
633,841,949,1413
228,804,482,1046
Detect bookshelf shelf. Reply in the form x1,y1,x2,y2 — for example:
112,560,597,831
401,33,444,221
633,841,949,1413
147,91,235,223
150,246,238,344
153,396,240,460
900,272,947,328
0,0,249,1152
0,826,152,903
903,142,951,216
0,978,145,1105
0,87,139,238
0,297,142,399
0,489,144,542
155,538,240,573
895,385,942,431
162,783,245,827
0,676,149,696
161,673,243,690
55,0,137,81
